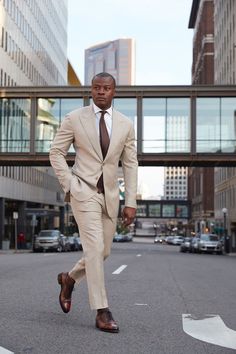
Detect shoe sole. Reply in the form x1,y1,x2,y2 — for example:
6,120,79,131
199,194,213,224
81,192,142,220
96,322,119,333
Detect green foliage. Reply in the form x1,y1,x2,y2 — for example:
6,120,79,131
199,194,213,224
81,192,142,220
116,218,129,234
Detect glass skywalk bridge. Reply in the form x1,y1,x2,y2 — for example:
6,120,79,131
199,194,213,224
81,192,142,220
0,85,236,166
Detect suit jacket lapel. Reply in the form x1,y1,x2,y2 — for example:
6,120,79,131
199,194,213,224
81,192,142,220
105,109,123,160
80,106,103,161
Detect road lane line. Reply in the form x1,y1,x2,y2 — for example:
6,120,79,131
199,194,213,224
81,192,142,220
134,303,148,306
0,346,14,354
182,314,236,350
136,254,142,257
112,265,127,274
43,253,57,256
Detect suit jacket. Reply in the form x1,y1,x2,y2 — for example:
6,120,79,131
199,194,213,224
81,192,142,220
49,105,138,217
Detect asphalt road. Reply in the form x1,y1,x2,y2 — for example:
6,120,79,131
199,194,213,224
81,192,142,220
0,241,236,354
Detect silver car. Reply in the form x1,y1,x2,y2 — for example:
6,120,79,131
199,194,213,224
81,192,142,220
196,234,223,255
33,229,64,252
172,236,184,245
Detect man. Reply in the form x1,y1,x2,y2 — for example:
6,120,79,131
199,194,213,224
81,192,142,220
49,72,138,333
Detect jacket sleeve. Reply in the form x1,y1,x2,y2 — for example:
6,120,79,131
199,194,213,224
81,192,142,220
120,122,138,209
49,114,74,194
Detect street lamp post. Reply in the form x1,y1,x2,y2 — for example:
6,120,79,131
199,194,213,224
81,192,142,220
222,208,229,253
153,222,158,237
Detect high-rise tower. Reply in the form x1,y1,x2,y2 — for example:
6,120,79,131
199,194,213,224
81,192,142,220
84,38,135,85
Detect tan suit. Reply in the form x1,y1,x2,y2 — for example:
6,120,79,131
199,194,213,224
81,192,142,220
49,104,138,309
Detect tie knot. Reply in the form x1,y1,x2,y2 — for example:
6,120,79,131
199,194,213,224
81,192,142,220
100,110,107,118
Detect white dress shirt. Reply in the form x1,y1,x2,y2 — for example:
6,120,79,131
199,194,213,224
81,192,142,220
93,103,112,138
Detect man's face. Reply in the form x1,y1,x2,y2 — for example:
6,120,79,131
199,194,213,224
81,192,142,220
91,76,115,110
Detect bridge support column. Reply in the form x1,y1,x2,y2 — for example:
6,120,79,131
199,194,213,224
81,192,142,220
59,206,65,234
0,198,5,249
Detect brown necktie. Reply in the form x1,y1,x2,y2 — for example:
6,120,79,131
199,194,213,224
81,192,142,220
97,110,110,193
99,110,110,158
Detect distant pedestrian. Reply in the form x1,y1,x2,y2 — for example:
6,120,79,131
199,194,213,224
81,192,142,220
17,232,25,249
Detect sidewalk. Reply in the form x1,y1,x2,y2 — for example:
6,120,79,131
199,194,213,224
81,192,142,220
0,249,32,254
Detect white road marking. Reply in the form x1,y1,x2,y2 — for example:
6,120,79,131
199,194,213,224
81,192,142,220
112,265,127,274
136,254,142,257
43,253,57,256
134,303,148,306
182,314,236,350
0,346,14,354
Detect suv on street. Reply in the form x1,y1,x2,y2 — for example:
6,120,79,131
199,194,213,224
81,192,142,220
195,234,223,255
33,229,64,252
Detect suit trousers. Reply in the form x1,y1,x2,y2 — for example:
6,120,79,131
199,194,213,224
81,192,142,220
69,193,117,310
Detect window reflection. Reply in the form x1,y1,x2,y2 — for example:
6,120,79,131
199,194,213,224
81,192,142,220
113,98,137,140
196,98,220,152
143,98,165,152
143,98,190,153
136,204,147,217
36,98,83,152
162,204,175,217
176,205,188,218
221,98,236,152
0,98,30,152
149,204,161,217
196,98,236,153
166,98,190,152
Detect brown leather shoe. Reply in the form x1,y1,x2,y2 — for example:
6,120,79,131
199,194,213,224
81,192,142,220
96,309,119,333
57,272,75,313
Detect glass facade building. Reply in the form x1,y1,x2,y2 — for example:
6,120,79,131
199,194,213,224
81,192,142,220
0,0,68,86
0,0,68,249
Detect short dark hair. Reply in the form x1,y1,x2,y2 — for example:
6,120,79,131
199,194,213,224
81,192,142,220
91,72,116,87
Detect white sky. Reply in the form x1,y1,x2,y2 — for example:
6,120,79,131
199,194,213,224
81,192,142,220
67,0,194,198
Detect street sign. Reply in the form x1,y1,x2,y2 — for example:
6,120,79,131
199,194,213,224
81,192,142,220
13,212,18,219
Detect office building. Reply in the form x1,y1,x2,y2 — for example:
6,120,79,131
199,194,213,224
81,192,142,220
164,167,188,200
214,0,236,251
188,0,215,235
0,0,69,249
84,38,135,85
0,0,68,86
188,0,236,251
164,104,189,201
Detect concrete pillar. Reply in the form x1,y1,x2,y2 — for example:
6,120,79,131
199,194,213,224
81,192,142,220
18,201,26,235
0,198,5,249
59,206,65,234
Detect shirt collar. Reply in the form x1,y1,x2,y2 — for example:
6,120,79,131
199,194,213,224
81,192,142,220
93,103,112,116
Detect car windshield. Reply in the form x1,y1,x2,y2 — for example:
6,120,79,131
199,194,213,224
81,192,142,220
39,230,59,237
201,234,218,241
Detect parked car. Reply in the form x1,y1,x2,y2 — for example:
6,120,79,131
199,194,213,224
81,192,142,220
33,229,64,252
165,236,174,244
196,234,223,254
179,237,192,252
113,233,133,242
77,237,83,250
190,236,200,253
154,235,166,244
67,236,80,251
172,236,184,245
61,236,71,251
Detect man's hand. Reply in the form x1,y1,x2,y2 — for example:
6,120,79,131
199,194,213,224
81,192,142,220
122,207,136,227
